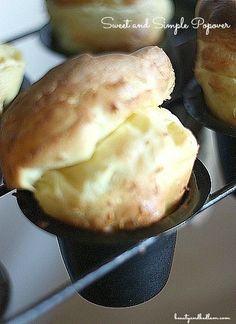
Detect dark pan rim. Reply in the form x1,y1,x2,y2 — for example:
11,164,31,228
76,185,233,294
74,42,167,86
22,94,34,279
15,159,211,244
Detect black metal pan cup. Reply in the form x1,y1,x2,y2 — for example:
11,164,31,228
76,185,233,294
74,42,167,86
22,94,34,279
13,159,210,308
58,232,177,307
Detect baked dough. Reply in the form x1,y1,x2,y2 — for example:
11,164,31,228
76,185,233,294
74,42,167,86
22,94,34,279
0,46,175,189
0,44,25,114
34,107,198,231
0,46,198,231
195,0,236,126
46,0,174,53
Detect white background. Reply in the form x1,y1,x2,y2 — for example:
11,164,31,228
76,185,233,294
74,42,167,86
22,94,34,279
0,1,235,323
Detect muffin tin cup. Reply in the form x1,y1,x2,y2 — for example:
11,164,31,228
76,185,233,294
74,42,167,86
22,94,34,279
58,232,177,307
55,158,209,307
50,152,222,309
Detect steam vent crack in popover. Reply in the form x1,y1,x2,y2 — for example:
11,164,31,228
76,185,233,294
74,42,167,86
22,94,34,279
0,46,198,232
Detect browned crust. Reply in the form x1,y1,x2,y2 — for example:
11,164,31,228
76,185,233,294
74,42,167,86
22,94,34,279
0,46,175,189
197,29,236,52
196,40,236,76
